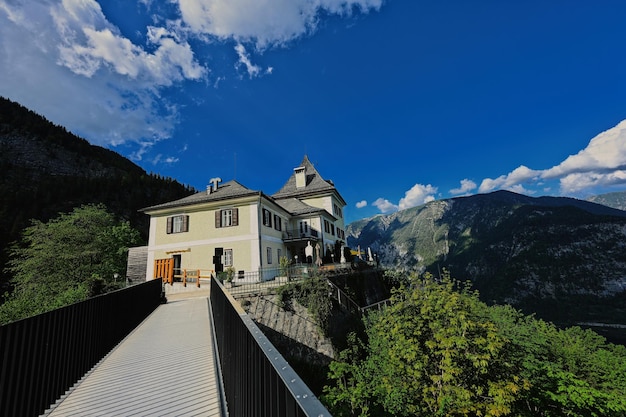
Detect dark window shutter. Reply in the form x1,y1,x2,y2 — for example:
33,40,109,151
166,217,172,234
232,208,239,226
274,215,281,231
215,210,221,228
183,215,189,232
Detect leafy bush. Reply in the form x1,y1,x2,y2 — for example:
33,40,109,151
323,271,626,417
277,277,335,335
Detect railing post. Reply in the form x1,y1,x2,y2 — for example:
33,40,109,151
197,269,201,287
183,269,187,287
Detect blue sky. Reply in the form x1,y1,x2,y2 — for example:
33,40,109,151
2,1,626,223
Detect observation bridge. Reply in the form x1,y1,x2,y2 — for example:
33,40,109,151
0,278,330,417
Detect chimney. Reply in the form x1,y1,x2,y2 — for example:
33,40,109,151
207,177,222,194
294,166,306,188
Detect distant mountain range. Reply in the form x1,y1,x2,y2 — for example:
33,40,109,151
0,97,195,288
347,190,626,329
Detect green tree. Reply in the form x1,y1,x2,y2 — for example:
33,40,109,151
488,305,626,416
323,272,626,417
324,272,525,416
0,204,142,324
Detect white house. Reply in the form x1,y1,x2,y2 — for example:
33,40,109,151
141,156,347,282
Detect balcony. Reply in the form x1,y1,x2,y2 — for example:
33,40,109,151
282,227,320,242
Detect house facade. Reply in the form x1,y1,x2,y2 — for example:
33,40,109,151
141,156,347,282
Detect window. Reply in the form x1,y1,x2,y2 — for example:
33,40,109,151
222,209,232,227
224,249,233,267
167,215,189,234
333,203,343,219
331,224,335,236
267,247,273,264
215,208,238,228
277,248,282,261
324,219,330,233
274,214,282,231
299,221,308,234
263,208,272,227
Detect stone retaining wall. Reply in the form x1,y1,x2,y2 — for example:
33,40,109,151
240,294,335,363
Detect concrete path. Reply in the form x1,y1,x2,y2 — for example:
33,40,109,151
44,296,223,417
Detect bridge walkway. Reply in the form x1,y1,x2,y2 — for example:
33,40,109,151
44,292,223,416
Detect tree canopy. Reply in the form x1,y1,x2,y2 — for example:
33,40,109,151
323,272,626,417
0,204,142,324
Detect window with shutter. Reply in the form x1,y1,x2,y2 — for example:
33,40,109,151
167,215,188,234
263,209,272,227
274,214,281,231
216,208,237,228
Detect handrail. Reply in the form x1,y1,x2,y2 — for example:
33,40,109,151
209,277,331,416
361,298,392,312
0,279,163,417
325,278,364,314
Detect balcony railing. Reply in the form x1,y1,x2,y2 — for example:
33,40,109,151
282,227,320,242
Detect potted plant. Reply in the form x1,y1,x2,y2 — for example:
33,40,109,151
224,266,235,287
279,256,290,282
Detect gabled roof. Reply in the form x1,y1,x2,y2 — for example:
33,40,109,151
273,155,344,203
275,198,331,218
141,180,259,212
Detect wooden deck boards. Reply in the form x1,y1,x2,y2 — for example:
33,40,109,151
44,297,223,417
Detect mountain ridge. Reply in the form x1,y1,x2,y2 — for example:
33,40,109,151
347,190,626,328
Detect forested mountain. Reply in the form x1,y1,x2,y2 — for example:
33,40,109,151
0,97,195,288
347,190,626,330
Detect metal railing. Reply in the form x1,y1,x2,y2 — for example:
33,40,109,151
326,278,364,314
209,277,331,417
0,279,163,417
282,227,320,241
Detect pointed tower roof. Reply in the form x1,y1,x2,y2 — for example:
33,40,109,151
273,155,345,204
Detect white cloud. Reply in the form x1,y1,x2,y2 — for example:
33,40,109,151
478,165,540,193
373,198,398,214
235,43,272,78
176,0,383,49
541,120,626,194
398,183,437,210
477,120,626,197
0,0,205,149
449,179,477,195
371,183,437,215
542,120,626,180
355,200,367,208
559,170,626,194
152,154,180,165
0,0,383,156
